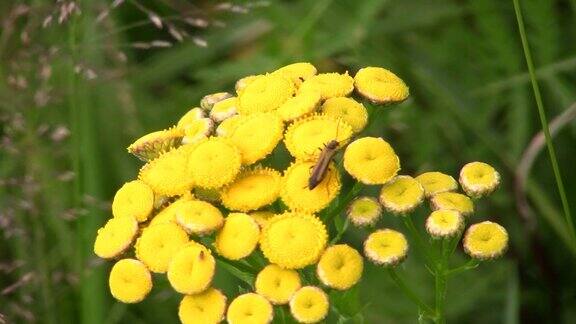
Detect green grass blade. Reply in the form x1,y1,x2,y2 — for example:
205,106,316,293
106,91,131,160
512,0,576,246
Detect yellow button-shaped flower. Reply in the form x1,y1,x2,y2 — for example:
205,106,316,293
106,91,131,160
182,118,214,145
229,113,284,165
459,161,500,197
255,264,302,305
235,74,263,95
284,114,353,161
354,67,409,104
463,221,508,260
415,171,458,198
210,96,238,122
299,72,354,100
215,213,260,260
149,194,193,226
343,137,400,185
364,229,408,266
289,286,329,323
260,212,328,269
280,161,341,213
238,74,295,114
379,175,424,214
135,222,189,273
188,137,241,189
272,62,317,87
227,293,274,324
425,210,464,238
108,259,152,303
277,91,321,122
200,92,233,111
175,200,224,235
430,192,474,216
178,288,227,324
167,243,215,294
177,107,205,128
127,127,184,162
94,216,138,259
221,168,282,212
112,180,154,222
347,196,382,227
215,115,242,137
321,97,368,133
317,244,363,290
139,146,195,196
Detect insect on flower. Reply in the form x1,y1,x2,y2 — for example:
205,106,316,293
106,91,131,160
308,118,345,190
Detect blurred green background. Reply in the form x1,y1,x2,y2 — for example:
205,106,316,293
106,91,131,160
1,0,575,323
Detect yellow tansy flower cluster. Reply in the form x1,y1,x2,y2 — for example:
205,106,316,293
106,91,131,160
95,62,508,323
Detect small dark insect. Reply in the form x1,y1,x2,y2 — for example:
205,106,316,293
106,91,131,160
308,139,340,190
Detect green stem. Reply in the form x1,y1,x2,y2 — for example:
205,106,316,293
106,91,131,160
434,240,449,324
402,217,436,267
512,0,576,244
387,268,435,317
446,259,480,276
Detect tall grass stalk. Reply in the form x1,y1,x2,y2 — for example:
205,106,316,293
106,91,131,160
512,0,576,245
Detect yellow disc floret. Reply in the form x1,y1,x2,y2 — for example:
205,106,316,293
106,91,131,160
135,222,189,273
260,212,328,269
215,213,260,260
425,210,464,238
108,259,152,303
316,244,363,290
112,180,155,222
379,176,425,214
289,286,329,323
215,115,242,138
221,168,282,212
188,137,241,189
175,200,224,235
94,216,138,259
235,75,263,95
415,171,458,197
284,114,353,160
167,243,215,294
177,107,205,128
127,127,184,161
277,91,321,122
227,293,274,324
299,72,354,100
229,113,284,164
430,192,474,216
354,67,409,104
343,137,400,185
280,161,340,213
149,194,194,226
200,92,233,111
272,62,317,87
210,96,238,122
255,264,302,305
139,146,194,196
364,229,408,266
238,74,295,114
463,221,508,260
347,196,382,227
321,97,368,133
459,162,501,197
179,288,227,324
182,118,214,145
